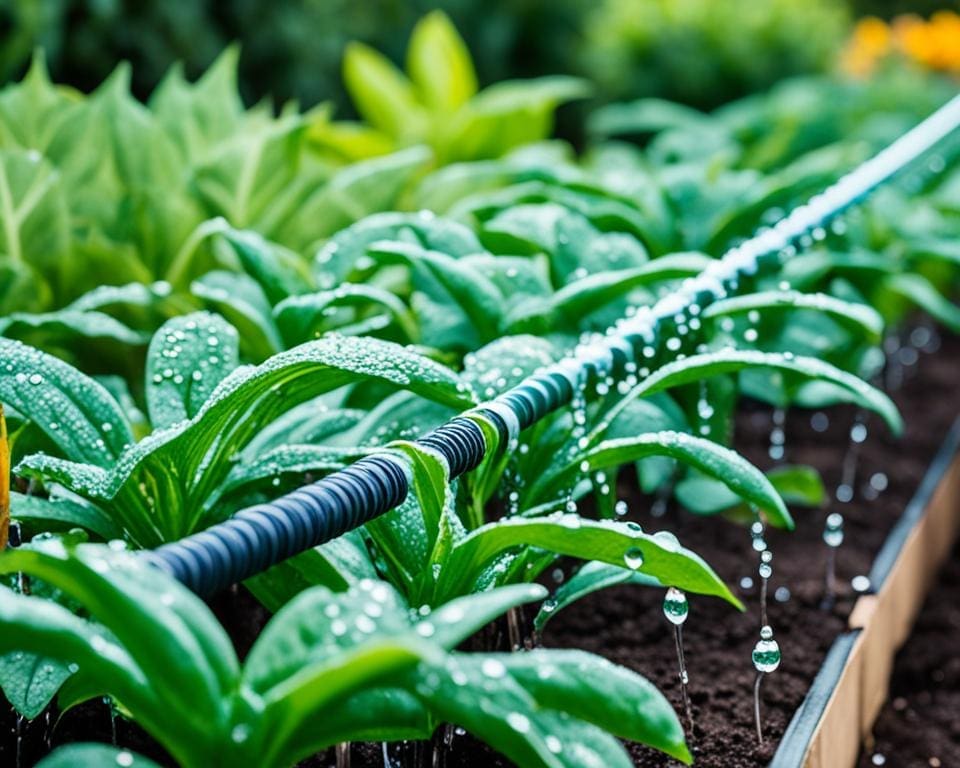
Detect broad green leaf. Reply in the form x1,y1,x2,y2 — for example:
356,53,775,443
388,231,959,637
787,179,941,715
507,253,710,332
243,581,411,695
500,650,691,763
676,464,825,518
282,147,432,254
37,745,163,768
0,651,73,718
407,11,478,111
0,148,70,303
274,285,416,347
533,561,660,631
9,492,121,540
191,270,282,361
146,313,240,429
440,515,741,607
0,310,148,348
601,349,902,437
219,227,313,306
882,273,960,332
702,290,885,341
0,338,133,466
415,654,632,768
368,240,504,346
537,432,791,529
417,584,548,649
150,46,244,161
313,211,482,288
343,42,427,139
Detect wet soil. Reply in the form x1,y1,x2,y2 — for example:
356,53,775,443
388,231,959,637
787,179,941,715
3,330,959,767
857,545,960,768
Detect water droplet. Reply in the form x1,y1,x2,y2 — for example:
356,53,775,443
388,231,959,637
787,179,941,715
28,373,43,385
116,752,135,767
416,622,436,638
774,586,791,603
545,735,562,754
752,628,781,673
482,659,506,679
623,547,644,570
653,530,680,552
823,513,844,547
662,587,688,625
506,712,531,733
851,575,871,593
230,724,251,744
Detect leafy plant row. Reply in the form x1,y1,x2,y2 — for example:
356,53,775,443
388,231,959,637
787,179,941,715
1,15,959,768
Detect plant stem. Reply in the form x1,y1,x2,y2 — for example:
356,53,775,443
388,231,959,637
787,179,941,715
754,671,765,745
673,625,694,738
506,607,523,651
336,742,351,768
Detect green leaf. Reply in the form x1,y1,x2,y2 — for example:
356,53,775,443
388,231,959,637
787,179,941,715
0,651,73,718
539,432,791,529
0,148,70,303
0,338,133,466
507,253,710,332
367,240,504,346
219,227,314,306
882,273,960,333
702,290,885,341
534,561,660,630
601,349,902,436
441,515,741,607
407,11,478,111
146,312,240,429
9,492,122,540
274,285,416,347
37,744,163,768
313,211,482,288
150,46,244,161
343,42,428,139
243,581,411,695
191,270,282,361
676,464,825,518
282,147,432,254
500,650,691,763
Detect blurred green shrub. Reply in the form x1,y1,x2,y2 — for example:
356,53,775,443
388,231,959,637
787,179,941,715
577,0,852,109
0,0,857,115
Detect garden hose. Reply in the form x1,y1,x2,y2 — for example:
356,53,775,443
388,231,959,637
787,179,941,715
146,94,960,597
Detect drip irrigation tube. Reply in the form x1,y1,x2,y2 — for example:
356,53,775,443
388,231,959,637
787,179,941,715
145,94,960,597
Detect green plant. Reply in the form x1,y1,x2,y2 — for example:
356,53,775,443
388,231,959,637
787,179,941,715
0,539,694,766
310,11,589,164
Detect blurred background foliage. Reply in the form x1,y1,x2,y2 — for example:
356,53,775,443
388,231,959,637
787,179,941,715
0,1,956,120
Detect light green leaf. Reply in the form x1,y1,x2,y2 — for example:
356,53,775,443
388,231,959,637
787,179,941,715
0,338,133,466
407,11,478,111
145,312,240,429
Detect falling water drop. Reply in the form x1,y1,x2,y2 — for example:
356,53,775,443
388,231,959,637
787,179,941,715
752,625,781,745
768,408,786,462
662,588,694,737
822,513,844,608
758,550,773,628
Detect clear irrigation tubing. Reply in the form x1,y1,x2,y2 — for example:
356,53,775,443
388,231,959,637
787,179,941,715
145,94,960,597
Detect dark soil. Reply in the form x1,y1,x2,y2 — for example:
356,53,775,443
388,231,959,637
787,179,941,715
3,328,959,768
857,546,960,768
